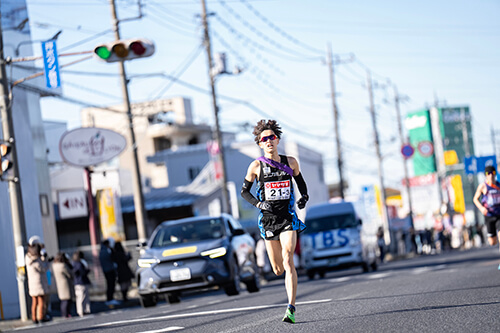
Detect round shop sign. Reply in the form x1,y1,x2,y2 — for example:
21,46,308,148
417,141,434,157
401,144,415,159
59,127,127,167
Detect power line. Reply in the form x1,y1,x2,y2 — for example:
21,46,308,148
216,1,322,61
239,0,325,56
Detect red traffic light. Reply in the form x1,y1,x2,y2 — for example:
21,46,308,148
130,41,146,56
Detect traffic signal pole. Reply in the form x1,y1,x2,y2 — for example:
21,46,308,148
109,0,148,241
0,17,28,321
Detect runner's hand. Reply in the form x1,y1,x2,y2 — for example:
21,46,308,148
297,194,309,209
257,201,273,212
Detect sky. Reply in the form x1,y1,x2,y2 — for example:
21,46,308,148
17,0,500,197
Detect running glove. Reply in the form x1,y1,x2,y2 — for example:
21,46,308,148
297,194,309,209
258,201,273,212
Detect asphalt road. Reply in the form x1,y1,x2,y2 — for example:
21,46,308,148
9,246,500,333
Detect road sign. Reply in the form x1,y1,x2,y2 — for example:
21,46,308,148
58,189,87,219
477,155,497,173
417,141,434,157
42,40,61,89
464,156,477,175
464,155,496,175
401,144,414,159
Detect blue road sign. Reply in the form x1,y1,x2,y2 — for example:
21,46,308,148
42,40,61,89
477,155,497,173
464,155,497,175
401,144,415,159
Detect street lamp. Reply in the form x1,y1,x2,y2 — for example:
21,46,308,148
15,30,62,56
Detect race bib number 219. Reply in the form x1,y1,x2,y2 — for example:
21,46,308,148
265,180,291,200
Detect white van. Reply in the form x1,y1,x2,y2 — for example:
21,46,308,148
300,201,378,279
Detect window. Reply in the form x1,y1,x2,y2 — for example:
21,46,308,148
188,166,201,181
154,138,171,152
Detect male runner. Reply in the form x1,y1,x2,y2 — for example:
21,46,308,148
473,165,500,268
241,119,308,323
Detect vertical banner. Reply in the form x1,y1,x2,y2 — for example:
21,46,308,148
449,175,466,214
41,40,61,89
97,188,125,241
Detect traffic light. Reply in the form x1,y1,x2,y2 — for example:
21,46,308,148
0,142,13,179
93,38,155,63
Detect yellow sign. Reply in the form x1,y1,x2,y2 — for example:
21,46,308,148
162,246,197,257
450,175,466,213
444,150,459,165
97,188,125,241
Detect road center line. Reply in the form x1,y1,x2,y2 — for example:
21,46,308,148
137,327,184,333
93,299,332,328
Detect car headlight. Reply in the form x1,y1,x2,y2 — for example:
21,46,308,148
137,258,159,268
201,247,227,259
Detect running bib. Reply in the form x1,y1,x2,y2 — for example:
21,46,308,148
265,180,291,200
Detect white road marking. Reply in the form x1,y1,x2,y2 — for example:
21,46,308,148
367,272,391,279
137,327,184,333
328,276,351,283
93,299,332,328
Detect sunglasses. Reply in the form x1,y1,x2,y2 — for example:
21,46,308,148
486,171,496,175
260,134,277,143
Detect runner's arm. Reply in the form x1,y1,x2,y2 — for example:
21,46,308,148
241,160,262,208
473,183,488,215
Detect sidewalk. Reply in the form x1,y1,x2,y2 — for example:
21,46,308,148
0,289,140,332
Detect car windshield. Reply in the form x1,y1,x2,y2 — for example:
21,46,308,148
304,213,357,234
151,217,226,248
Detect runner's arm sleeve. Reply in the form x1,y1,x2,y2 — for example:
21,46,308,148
293,172,308,196
241,179,259,207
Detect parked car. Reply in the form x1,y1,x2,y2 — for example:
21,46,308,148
136,214,260,307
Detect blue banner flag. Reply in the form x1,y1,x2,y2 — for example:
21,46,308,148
42,40,61,89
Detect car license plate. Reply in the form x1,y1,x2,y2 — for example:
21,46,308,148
170,268,191,282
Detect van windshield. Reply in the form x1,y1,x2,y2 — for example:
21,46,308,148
304,213,357,234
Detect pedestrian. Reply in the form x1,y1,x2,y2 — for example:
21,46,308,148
240,119,308,324
114,241,134,302
99,238,120,306
25,242,50,324
52,252,75,318
473,165,500,268
377,227,385,262
72,250,91,317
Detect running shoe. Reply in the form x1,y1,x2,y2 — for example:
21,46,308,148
282,308,295,324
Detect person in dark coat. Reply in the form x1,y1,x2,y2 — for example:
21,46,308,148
114,242,134,302
72,251,91,317
99,238,119,306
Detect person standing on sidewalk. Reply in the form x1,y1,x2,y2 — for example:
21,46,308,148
473,165,500,268
99,238,120,306
72,251,91,317
241,119,309,324
114,242,134,303
52,252,75,318
25,243,50,324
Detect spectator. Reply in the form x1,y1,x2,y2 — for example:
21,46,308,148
52,252,75,318
114,242,134,302
72,251,91,317
25,243,50,324
99,238,120,306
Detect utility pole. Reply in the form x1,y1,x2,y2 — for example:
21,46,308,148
327,43,345,199
201,0,231,214
367,70,390,245
393,85,414,229
109,0,148,240
461,108,478,226
0,17,28,321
